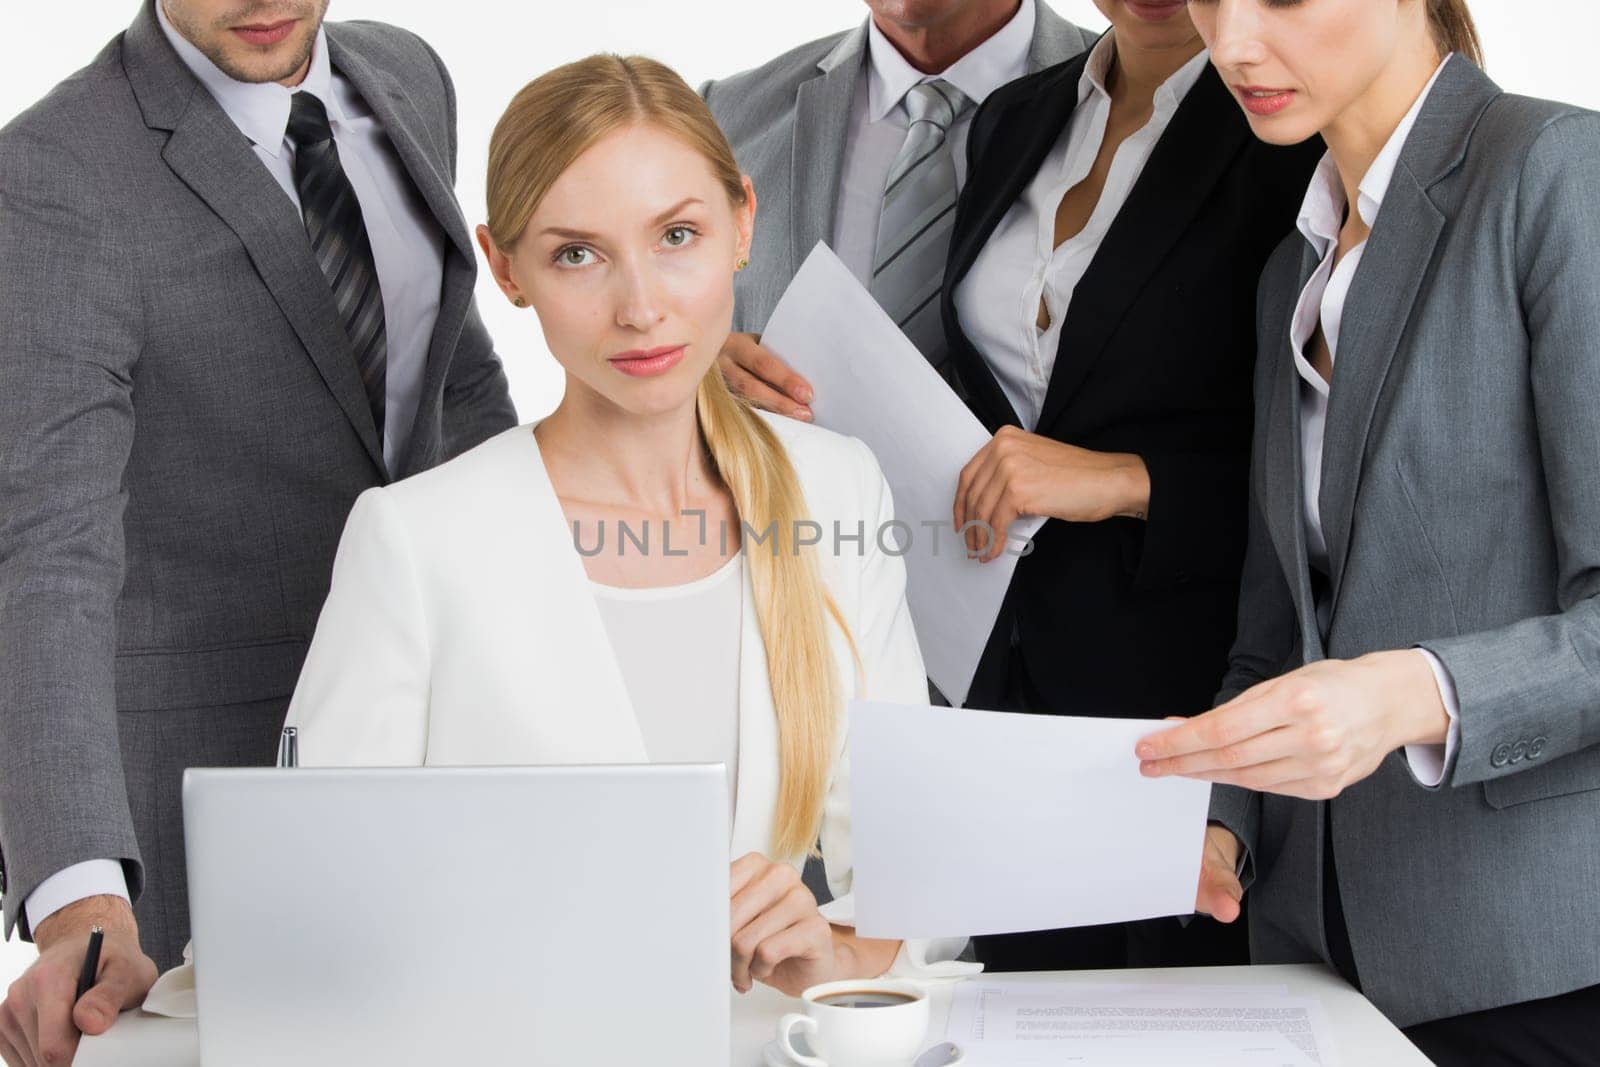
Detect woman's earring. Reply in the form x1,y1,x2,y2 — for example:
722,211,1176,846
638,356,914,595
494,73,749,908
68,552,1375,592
512,296,527,307
735,257,749,272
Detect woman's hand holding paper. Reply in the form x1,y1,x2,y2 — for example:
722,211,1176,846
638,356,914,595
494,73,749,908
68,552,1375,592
1136,653,1451,799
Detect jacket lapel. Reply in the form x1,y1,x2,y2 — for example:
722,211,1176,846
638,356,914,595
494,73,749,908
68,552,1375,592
1260,241,1327,662
519,430,653,762
790,26,869,276
1034,66,1248,435
326,29,479,478
1317,56,1498,604
324,31,473,263
945,56,1091,431
123,5,387,475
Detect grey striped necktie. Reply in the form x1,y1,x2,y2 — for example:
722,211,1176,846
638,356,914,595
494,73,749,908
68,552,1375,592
871,79,972,380
287,91,387,441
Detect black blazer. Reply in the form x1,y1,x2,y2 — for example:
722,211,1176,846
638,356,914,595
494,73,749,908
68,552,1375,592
944,53,1322,718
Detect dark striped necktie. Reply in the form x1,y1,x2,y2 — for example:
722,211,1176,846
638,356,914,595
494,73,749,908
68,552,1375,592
287,91,387,442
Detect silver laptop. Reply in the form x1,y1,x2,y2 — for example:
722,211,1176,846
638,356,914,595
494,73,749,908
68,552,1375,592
183,764,730,1066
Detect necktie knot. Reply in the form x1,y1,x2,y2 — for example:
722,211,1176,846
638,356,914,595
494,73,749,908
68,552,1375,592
903,80,969,133
287,91,334,148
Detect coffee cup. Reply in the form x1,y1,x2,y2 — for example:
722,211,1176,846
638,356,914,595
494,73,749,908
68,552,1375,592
777,978,929,1067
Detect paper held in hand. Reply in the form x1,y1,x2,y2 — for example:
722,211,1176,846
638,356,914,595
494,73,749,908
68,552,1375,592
760,244,1043,706
848,701,1211,940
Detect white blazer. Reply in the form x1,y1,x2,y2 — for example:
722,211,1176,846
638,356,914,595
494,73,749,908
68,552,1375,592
284,413,947,943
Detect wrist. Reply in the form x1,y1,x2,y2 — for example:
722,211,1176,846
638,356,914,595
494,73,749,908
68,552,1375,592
826,927,899,981
1205,822,1242,867
33,893,137,950
1111,453,1151,521
1371,650,1450,749
828,928,859,981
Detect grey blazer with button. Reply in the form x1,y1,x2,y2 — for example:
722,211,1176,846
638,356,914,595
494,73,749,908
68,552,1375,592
701,4,1096,335
0,2,516,967
1211,55,1600,1027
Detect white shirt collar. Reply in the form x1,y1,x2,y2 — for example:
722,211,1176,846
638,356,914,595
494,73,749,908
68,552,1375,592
866,0,1036,123
156,0,339,157
1296,55,1451,251
1078,32,1211,114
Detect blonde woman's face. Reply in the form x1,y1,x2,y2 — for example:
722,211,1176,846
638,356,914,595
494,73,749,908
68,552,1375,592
500,124,754,419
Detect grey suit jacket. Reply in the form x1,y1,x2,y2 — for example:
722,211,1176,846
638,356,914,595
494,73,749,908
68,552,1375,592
0,2,516,946
1212,56,1600,1027
702,5,1096,334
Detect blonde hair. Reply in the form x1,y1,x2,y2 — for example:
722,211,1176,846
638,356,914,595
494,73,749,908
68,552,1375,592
1427,0,1483,67
486,55,857,860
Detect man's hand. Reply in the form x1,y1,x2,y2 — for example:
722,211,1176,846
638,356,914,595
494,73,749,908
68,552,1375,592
1196,824,1244,923
717,333,814,421
0,895,156,1067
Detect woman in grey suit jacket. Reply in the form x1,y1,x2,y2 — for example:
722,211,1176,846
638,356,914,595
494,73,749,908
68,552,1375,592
1135,1,1600,1061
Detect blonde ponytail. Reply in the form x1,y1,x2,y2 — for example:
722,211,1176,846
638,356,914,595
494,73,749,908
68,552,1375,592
697,371,858,858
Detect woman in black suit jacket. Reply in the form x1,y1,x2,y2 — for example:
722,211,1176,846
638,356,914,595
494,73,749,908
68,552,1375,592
942,0,1320,972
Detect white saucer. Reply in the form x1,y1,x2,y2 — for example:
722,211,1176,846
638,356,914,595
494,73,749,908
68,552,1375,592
761,1037,966,1066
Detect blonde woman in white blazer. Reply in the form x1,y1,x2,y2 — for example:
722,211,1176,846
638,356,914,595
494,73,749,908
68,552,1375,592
281,55,973,996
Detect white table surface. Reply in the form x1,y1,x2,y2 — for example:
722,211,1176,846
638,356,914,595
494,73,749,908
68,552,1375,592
77,963,1428,1065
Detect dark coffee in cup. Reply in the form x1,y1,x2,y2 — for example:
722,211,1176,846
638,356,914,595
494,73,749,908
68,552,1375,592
814,991,920,1009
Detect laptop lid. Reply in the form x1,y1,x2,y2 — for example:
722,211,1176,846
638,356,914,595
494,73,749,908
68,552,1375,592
183,764,729,1066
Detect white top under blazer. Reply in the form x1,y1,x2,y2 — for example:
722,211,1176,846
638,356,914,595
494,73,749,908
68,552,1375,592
592,550,745,801
282,412,974,976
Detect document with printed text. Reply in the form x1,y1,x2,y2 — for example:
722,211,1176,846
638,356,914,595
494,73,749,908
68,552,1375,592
947,982,1339,1066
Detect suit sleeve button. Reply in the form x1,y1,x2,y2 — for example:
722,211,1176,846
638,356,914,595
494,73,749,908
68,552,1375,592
1491,743,1512,768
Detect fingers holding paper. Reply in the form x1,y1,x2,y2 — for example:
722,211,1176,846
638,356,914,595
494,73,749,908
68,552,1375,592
1135,653,1450,799
717,332,814,421
954,427,1151,562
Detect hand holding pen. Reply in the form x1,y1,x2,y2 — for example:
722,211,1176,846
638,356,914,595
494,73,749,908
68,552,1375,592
0,896,157,1067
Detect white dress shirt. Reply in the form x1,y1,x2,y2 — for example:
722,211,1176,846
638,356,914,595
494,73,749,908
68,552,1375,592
592,552,744,808
953,36,1209,430
24,9,449,938
1289,57,1460,786
830,0,1038,285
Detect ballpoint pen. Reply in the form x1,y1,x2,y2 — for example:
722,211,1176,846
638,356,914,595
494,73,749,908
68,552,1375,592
277,725,298,769
74,925,104,1004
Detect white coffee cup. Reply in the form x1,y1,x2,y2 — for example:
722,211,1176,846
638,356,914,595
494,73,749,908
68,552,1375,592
777,978,930,1067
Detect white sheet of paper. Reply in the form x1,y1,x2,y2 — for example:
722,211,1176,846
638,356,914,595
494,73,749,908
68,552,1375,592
848,701,1209,939
947,982,1339,1067
760,244,1044,705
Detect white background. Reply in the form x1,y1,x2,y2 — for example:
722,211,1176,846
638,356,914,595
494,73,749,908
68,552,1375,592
3,0,1596,985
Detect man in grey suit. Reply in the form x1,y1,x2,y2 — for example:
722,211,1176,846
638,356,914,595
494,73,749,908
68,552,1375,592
703,0,1095,420
0,1,515,1060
